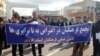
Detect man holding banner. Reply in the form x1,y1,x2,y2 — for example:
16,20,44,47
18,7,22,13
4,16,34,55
29,12,45,56
11,12,23,56
6,15,92,56
72,16,84,56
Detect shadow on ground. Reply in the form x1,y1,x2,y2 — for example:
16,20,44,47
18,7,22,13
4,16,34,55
49,43,74,51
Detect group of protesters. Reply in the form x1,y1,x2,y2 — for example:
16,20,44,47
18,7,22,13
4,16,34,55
0,10,100,56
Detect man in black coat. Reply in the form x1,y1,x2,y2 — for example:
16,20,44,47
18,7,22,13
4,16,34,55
11,12,24,56
92,15,100,56
0,17,5,56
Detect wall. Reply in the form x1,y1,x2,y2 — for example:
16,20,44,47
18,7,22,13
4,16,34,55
0,0,7,17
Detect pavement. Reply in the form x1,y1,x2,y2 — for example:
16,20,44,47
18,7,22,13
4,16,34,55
2,41,93,56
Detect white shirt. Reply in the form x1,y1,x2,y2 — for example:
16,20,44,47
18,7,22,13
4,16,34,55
30,21,39,25
96,32,100,42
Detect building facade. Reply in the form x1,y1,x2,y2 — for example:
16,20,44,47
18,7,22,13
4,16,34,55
63,0,97,21
0,0,7,17
34,10,60,16
95,2,100,16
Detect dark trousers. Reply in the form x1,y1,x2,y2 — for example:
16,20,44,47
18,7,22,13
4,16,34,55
0,41,3,55
32,44,44,56
4,38,10,48
38,44,44,56
72,43,84,56
32,44,36,56
12,44,23,56
93,40,100,56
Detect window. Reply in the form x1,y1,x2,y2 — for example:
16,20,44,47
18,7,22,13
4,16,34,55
96,10,100,13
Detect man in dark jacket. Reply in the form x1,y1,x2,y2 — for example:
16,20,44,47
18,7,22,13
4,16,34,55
11,12,23,56
92,15,100,56
0,17,5,56
57,18,68,45
59,18,68,26
50,18,57,26
69,18,75,25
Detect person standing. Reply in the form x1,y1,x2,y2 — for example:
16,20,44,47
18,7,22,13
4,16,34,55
11,12,23,56
0,17,5,56
50,18,57,26
57,18,68,45
69,18,75,25
28,12,45,56
72,16,84,56
83,17,92,46
58,18,68,26
92,15,100,56
37,15,45,56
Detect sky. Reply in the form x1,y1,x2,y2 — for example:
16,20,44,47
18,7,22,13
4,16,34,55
8,0,84,10
8,0,100,16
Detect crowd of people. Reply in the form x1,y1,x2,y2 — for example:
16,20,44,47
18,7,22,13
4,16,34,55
0,10,100,56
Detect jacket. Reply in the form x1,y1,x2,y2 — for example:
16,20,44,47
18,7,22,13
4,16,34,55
0,25,6,41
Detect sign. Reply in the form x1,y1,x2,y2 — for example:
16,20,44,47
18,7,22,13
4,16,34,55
6,23,92,44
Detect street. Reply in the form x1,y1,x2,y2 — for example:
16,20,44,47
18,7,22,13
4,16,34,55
2,41,93,56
